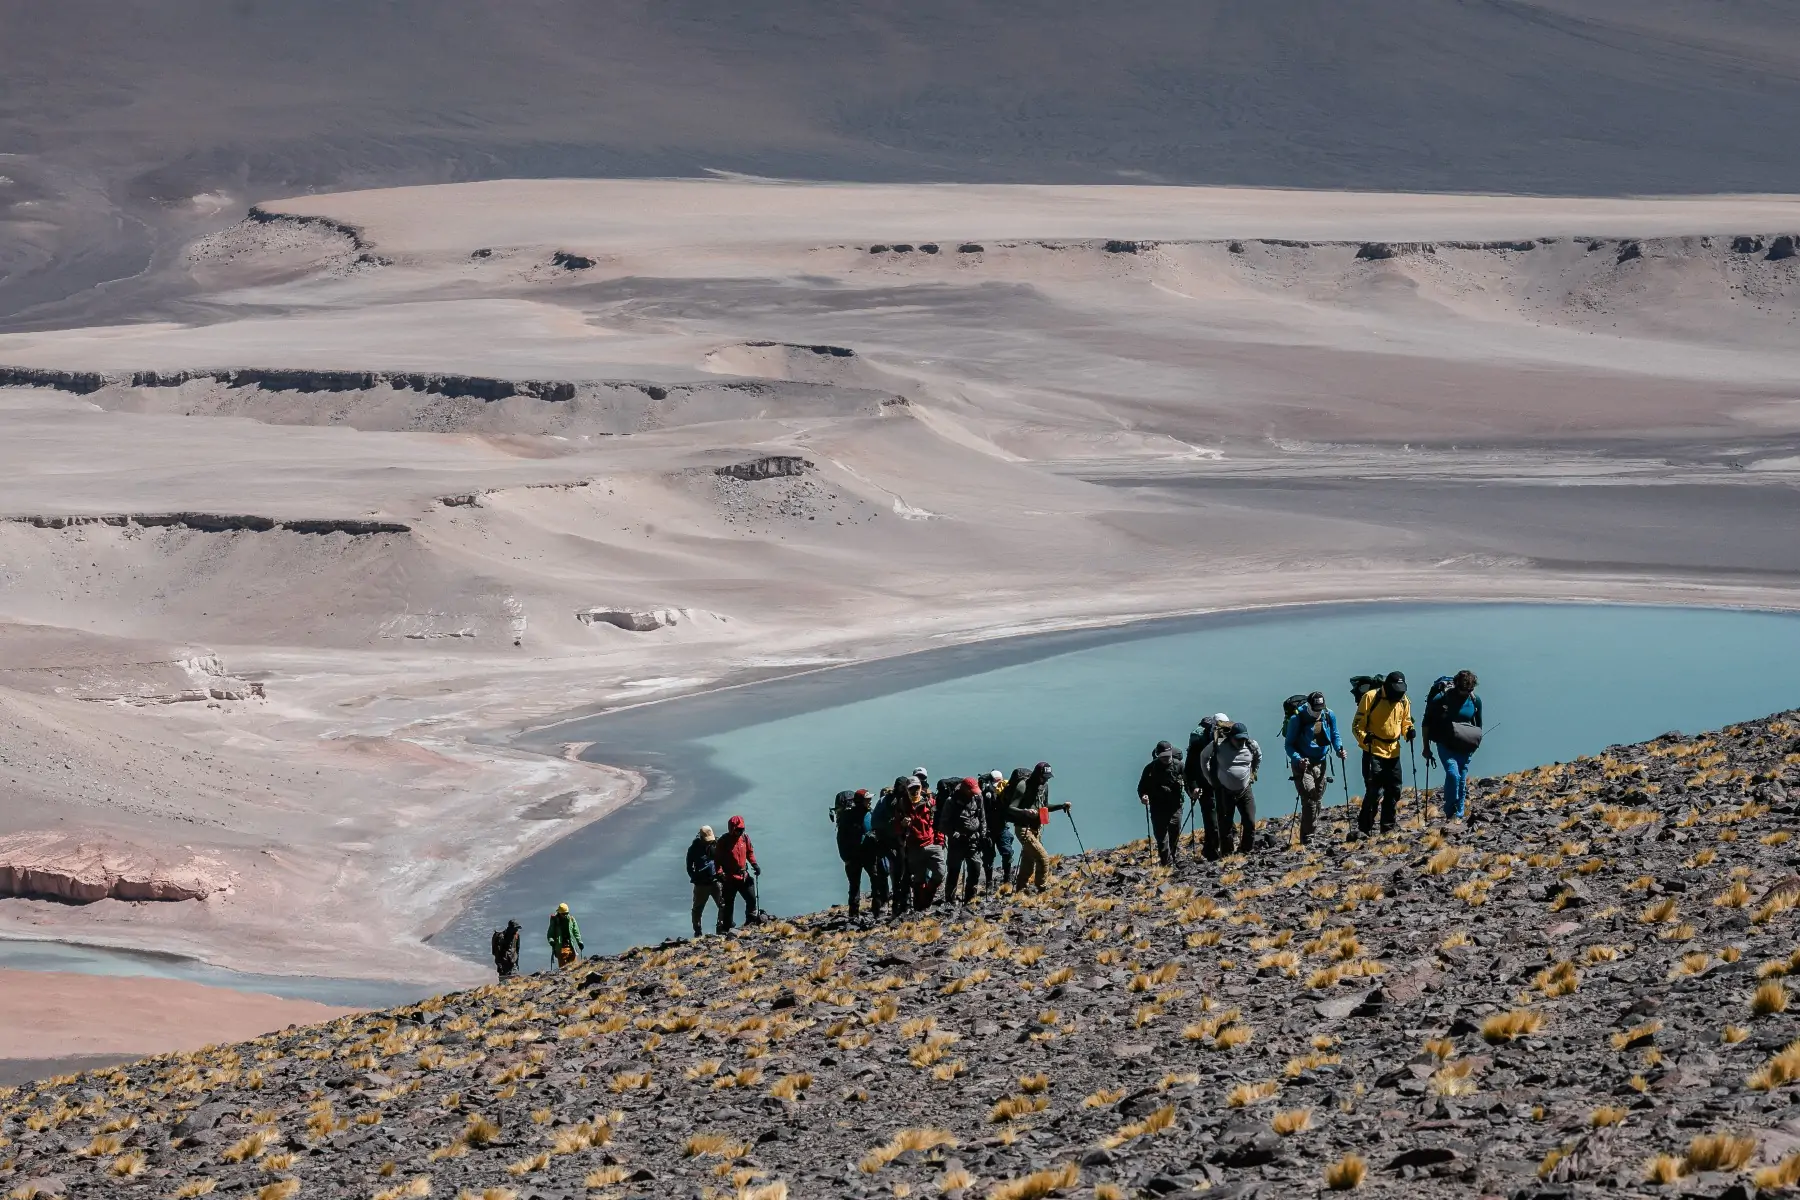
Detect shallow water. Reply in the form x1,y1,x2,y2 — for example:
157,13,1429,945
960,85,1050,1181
0,937,433,1008
440,602,1800,971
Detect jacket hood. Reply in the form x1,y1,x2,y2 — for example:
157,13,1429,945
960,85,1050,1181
727,815,745,833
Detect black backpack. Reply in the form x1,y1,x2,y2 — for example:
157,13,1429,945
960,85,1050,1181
1279,694,1310,738
831,789,859,822
1349,674,1389,702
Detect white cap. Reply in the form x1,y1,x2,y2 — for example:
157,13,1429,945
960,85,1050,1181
1213,713,1230,726
989,770,1004,782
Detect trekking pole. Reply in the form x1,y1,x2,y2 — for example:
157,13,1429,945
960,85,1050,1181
1066,808,1087,854
1142,799,1156,867
1408,739,1420,820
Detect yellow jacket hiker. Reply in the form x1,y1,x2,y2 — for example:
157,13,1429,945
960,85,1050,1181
1353,685,1413,760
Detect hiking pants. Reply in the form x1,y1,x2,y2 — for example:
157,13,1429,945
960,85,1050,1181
908,843,946,909
885,841,910,917
691,879,720,936
1149,802,1183,865
1360,753,1402,832
1191,786,1221,860
717,875,757,933
981,827,1015,888
1292,759,1327,843
944,834,981,903
1016,826,1050,890
844,853,888,919
1217,785,1256,855
1437,745,1473,820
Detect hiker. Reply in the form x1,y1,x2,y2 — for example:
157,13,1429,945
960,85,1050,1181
902,776,948,909
1352,671,1415,837
546,902,583,968
1138,740,1187,865
983,768,1023,889
1005,762,1070,890
714,814,762,933
490,919,521,980
1205,722,1262,855
832,789,888,921
686,824,721,937
1185,714,1224,859
941,777,987,904
879,779,912,918
1284,692,1345,845
1424,669,1484,822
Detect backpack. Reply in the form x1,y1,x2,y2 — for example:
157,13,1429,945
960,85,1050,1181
1426,676,1456,707
1349,674,1389,702
832,790,860,822
1279,694,1310,739
871,791,896,840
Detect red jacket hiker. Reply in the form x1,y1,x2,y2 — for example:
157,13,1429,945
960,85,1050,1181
714,814,759,881
903,793,945,850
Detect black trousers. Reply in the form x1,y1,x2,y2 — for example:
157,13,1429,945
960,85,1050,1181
944,834,982,903
981,828,1015,887
886,842,910,916
718,876,758,932
1360,753,1402,832
1216,785,1256,855
1192,786,1221,860
843,853,889,919
1149,803,1183,864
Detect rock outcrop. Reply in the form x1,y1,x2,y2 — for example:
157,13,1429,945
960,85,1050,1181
715,455,813,482
574,607,726,632
0,832,232,902
6,513,408,536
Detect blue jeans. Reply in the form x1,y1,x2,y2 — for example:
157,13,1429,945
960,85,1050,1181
1438,745,1472,819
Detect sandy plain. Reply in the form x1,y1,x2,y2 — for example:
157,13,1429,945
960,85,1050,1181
0,181,1798,1059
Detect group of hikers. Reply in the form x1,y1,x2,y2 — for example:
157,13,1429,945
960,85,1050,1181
489,670,1484,973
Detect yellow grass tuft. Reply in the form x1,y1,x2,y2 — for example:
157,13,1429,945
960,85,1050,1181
858,1127,957,1173
1536,961,1580,998
1044,967,1073,986
1324,1153,1367,1190
1685,1132,1756,1173
109,1151,148,1177
1272,1108,1312,1135
1227,1080,1280,1107
1081,1088,1124,1109
685,1132,752,1159
172,1182,219,1199
769,1072,813,1101
1094,1186,1124,1200
255,1182,300,1200
1590,1106,1628,1127
1640,898,1679,924
1423,1038,1456,1060
1753,1153,1800,1191
1754,980,1790,1017
1100,1105,1176,1149
1746,1039,1800,1090
372,1178,431,1200
937,1165,977,1191
987,1161,1078,1200
506,1152,551,1176
1723,1025,1750,1044
1715,881,1754,908
1018,1072,1050,1094
1429,1058,1478,1097
988,1094,1050,1122
1216,1024,1255,1049
1611,1019,1662,1051
221,1128,277,1163
1481,1009,1544,1043
1643,1155,1686,1185
584,1166,630,1187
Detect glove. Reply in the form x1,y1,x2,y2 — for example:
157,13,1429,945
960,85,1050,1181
1337,748,1347,761
1404,728,1416,743
753,863,762,877
1424,749,1437,766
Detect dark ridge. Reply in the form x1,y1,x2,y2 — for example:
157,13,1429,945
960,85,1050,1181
1770,235,1797,262
551,250,595,270
0,366,579,403
1617,241,1643,263
919,243,940,254
1103,239,1142,254
1732,236,1765,254
6,514,410,536
1440,240,1536,252
891,244,914,253
743,341,856,358
868,244,890,253
245,206,373,253
958,243,984,254
715,455,814,482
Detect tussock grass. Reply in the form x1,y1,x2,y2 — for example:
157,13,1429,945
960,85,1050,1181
1481,1009,1544,1043
1226,1080,1279,1107
221,1129,277,1163
1536,961,1580,997
1271,1108,1311,1135
1755,981,1791,1016
684,1132,751,1159
172,1182,218,1199
1429,1058,1478,1097
1100,1104,1176,1149
1715,881,1754,908
1746,1039,1800,1090
506,1151,551,1176
1685,1132,1756,1173
768,1072,813,1100
584,1166,630,1187
1324,1154,1366,1190
858,1127,957,1173
1423,1038,1456,1060
1753,1153,1800,1191
988,1094,1050,1122
1640,898,1679,925
1643,1155,1685,1185
1589,1105,1628,1127
936,1166,976,1191
108,1151,147,1177
1017,1072,1050,1094
1081,1088,1124,1109
1611,1020,1662,1051
987,1161,1078,1200
255,1182,299,1200
1723,1025,1750,1044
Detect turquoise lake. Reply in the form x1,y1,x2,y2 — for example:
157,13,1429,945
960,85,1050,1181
441,602,1800,971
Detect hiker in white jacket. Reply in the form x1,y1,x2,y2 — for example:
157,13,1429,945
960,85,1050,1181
1205,722,1262,856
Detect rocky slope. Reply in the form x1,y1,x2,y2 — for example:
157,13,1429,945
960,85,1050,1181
5,712,1800,1200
